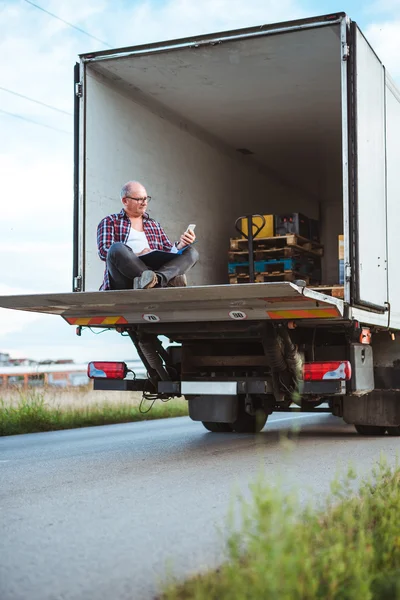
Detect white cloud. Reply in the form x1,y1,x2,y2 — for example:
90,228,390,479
1,0,306,361
364,20,400,79
361,0,400,81
6,0,400,364
364,0,400,16
0,316,137,363
0,284,42,337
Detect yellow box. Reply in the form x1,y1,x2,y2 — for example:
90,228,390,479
338,234,344,260
240,215,274,239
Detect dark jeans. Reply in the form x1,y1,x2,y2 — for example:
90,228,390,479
106,242,199,290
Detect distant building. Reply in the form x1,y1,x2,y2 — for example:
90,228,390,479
0,353,10,364
8,358,38,367
0,353,89,389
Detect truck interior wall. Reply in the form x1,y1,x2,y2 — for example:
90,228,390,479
84,70,318,291
83,24,344,292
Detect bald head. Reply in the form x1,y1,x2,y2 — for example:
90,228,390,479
120,181,147,201
120,180,150,218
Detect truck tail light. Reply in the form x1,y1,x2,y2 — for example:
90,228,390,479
303,361,351,381
87,361,128,379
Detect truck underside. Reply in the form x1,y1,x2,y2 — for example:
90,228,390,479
1,282,399,435
1,15,400,436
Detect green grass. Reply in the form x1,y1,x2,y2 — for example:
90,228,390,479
0,392,188,436
162,459,400,600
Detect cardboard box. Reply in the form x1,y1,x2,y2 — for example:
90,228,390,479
240,215,274,239
338,234,344,260
338,235,344,284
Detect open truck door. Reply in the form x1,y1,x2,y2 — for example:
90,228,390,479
348,24,388,312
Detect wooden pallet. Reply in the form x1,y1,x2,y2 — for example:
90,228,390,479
229,271,313,285
310,285,344,299
229,234,324,256
229,259,320,277
228,246,321,262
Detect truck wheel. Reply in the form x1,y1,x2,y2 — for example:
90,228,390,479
386,426,400,436
354,424,387,436
301,399,324,411
202,422,233,433
233,409,267,434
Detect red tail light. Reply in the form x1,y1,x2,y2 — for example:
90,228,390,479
303,361,351,381
87,361,128,379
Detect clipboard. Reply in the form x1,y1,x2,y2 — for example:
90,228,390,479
139,244,193,270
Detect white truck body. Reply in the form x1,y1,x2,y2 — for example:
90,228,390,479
1,13,400,434
2,12,399,326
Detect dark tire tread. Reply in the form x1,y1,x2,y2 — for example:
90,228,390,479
387,426,400,436
202,422,233,433
354,424,387,436
233,409,267,434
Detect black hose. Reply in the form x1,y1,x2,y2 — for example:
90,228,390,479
279,327,303,382
261,325,287,372
138,338,171,382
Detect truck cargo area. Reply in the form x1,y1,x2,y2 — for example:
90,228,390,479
2,13,400,434
80,18,344,294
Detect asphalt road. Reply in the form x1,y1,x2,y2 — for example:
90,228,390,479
1,413,399,600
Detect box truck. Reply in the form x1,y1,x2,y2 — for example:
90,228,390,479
2,12,400,434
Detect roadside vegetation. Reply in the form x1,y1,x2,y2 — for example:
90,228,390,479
163,459,400,600
0,389,188,436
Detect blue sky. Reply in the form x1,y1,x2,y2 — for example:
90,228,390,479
1,0,399,362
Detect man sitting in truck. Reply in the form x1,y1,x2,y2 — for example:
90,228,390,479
97,181,198,290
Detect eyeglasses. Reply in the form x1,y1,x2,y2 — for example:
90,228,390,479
125,195,151,203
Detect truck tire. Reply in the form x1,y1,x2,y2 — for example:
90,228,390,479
301,399,324,411
354,424,387,436
233,409,268,434
202,422,233,433
386,426,400,436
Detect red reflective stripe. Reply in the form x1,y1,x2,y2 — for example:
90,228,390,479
116,317,128,324
88,316,106,325
268,308,339,319
64,316,128,326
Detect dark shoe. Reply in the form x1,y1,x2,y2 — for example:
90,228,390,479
293,279,307,287
133,270,158,289
168,275,187,287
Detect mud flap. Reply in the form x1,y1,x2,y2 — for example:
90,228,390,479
342,391,400,427
188,395,238,423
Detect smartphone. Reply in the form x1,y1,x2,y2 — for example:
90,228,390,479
186,224,196,233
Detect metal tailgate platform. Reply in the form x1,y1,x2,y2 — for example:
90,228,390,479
0,283,344,326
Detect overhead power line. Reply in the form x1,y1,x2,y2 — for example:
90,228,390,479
23,0,112,48
0,86,72,116
0,108,72,135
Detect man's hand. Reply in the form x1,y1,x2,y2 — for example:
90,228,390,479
138,248,151,256
177,229,196,250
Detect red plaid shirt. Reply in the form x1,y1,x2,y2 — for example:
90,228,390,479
97,209,174,290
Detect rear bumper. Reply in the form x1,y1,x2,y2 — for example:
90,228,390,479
93,378,345,396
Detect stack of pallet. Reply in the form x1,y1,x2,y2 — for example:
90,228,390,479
228,233,324,285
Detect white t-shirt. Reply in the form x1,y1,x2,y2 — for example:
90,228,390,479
126,228,149,255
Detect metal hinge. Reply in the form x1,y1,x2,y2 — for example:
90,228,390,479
345,263,352,282
75,82,83,98
73,275,82,292
342,43,350,61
